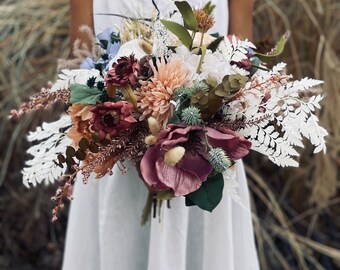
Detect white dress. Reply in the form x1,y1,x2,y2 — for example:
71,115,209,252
62,1,260,270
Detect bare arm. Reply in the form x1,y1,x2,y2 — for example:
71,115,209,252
228,0,253,40
69,0,94,55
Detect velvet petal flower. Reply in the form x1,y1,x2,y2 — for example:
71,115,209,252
205,127,252,160
90,101,136,140
140,124,251,196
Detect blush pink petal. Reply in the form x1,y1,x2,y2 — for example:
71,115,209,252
155,159,203,196
205,127,252,160
177,152,213,182
140,146,169,191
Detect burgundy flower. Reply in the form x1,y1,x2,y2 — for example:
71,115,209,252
106,54,140,87
140,124,251,196
90,101,137,140
138,55,154,82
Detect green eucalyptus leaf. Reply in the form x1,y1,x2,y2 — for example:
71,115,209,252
207,36,224,52
174,1,198,31
161,19,192,49
185,172,224,212
254,33,288,62
70,84,102,104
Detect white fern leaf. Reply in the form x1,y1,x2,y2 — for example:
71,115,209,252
219,36,255,63
283,78,323,96
23,115,72,188
223,168,246,209
50,69,103,92
272,62,287,74
241,125,299,167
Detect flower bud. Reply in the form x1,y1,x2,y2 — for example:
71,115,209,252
148,117,161,135
164,146,186,166
145,135,158,145
139,39,153,55
208,147,232,173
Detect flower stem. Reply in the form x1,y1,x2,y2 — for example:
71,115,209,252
196,46,207,74
199,32,205,47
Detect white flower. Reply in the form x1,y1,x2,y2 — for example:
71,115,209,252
109,39,146,68
172,45,201,85
192,32,216,48
200,50,245,84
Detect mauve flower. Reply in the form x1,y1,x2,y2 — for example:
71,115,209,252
138,56,154,82
106,54,140,87
90,101,137,140
140,124,251,196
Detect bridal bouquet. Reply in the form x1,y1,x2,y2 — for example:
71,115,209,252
12,1,327,220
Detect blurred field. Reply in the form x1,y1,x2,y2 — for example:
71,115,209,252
0,0,339,269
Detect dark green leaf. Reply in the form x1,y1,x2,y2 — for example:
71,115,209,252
54,160,64,169
174,1,198,31
169,114,181,124
185,173,224,212
57,154,66,163
254,33,288,62
207,36,224,52
66,157,76,166
66,146,76,157
250,56,261,75
89,143,99,153
70,84,102,105
99,39,108,49
161,20,192,49
75,149,86,161
185,196,195,206
92,134,100,144
79,138,90,150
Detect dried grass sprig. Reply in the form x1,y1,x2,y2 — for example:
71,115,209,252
58,25,102,70
51,121,149,220
9,86,70,118
209,114,272,131
81,121,149,181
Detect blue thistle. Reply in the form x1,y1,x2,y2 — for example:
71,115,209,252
181,107,202,125
208,148,232,173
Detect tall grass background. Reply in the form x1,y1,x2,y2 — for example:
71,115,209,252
0,0,339,269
